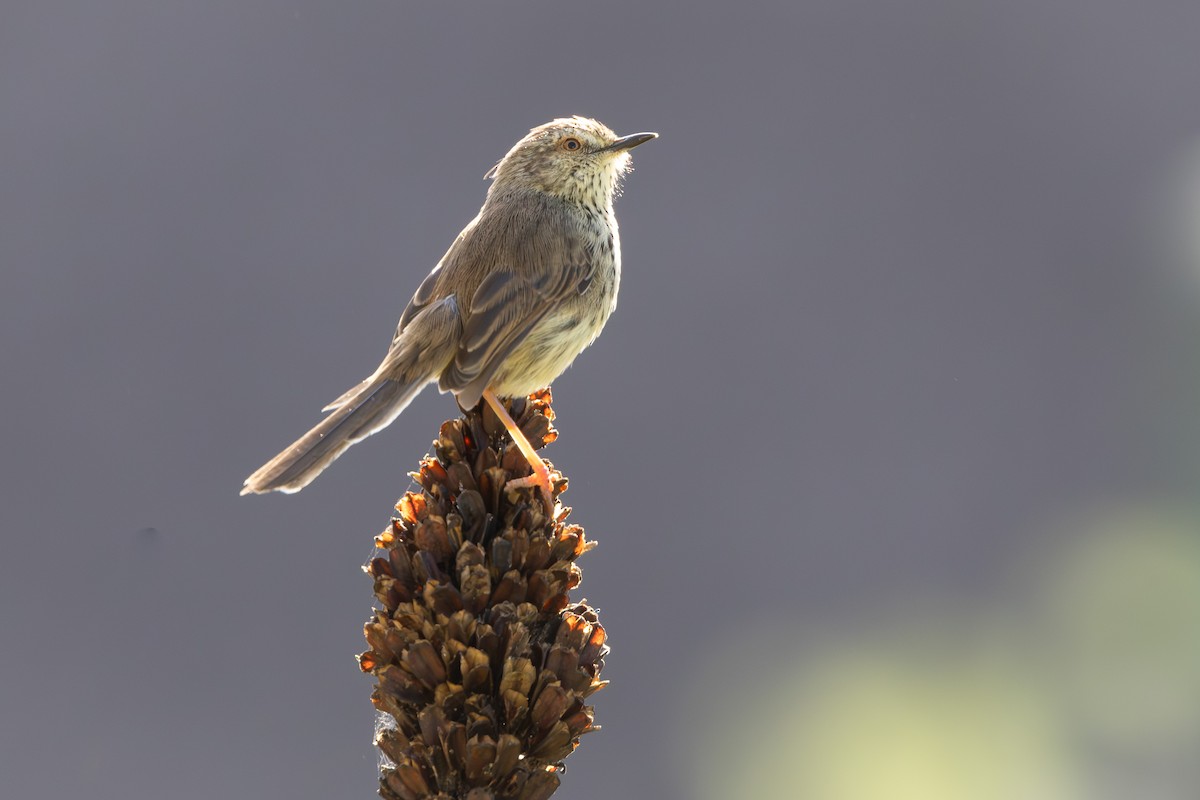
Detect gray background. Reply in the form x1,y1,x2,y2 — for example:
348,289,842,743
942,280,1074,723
4,2,1200,798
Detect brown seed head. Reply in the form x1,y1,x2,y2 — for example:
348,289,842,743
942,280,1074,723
361,391,607,800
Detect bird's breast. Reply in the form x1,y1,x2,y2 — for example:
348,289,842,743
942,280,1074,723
487,217,620,397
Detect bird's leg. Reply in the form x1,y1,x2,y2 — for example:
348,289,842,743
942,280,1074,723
482,389,555,509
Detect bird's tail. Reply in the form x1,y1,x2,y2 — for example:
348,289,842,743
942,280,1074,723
240,376,427,495
242,294,461,495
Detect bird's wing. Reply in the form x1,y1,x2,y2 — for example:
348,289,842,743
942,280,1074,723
394,262,445,342
321,262,448,412
393,210,488,343
439,249,595,408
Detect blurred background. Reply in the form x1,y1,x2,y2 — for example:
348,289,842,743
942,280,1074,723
3,1,1200,798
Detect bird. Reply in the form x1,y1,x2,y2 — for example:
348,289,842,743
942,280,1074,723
241,116,656,502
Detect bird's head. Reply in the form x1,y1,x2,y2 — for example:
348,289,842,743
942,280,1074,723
486,116,657,209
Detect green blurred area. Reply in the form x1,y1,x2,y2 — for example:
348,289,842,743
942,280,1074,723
679,507,1200,799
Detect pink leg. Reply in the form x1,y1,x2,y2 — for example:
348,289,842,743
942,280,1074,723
482,389,554,509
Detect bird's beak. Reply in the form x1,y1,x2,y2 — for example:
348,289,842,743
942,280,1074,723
601,132,658,152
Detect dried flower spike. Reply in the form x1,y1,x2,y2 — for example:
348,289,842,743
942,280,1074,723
361,390,607,800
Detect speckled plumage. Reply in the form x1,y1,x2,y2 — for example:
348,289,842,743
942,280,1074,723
242,117,655,494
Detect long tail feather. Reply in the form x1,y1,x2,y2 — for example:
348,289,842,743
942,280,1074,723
240,377,426,494
243,294,461,495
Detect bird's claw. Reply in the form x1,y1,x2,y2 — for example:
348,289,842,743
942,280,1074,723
505,461,555,512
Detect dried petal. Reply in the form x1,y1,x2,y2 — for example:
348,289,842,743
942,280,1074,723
404,640,447,688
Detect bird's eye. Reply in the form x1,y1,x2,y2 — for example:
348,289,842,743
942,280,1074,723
561,137,583,151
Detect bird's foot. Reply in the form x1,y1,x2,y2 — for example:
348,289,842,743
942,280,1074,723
483,388,557,512
505,459,555,512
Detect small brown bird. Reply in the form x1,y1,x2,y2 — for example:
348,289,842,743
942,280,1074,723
241,117,656,500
